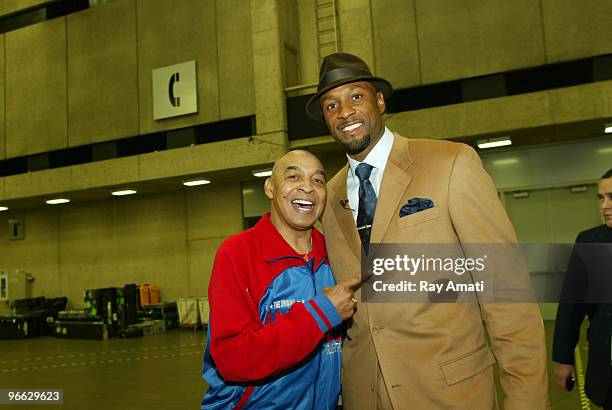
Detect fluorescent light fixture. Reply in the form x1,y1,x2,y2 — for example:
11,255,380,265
492,158,519,166
477,137,512,149
604,123,612,134
46,198,70,205
512,191,529,199
183,178,211,187
252,168,273,178
597,147,612,154
111,189,137,196
569,186,588,193
0,206,8,211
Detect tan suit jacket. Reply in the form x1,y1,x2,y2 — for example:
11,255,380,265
322,134,549,409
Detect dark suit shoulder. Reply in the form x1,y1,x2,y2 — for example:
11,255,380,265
576,225,612,243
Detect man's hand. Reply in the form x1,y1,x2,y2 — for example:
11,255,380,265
554,363,576,390
323,276,361,320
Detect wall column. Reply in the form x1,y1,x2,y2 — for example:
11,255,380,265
250,0,288,149
337,0,375,67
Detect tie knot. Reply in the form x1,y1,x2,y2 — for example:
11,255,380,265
355,163,374,181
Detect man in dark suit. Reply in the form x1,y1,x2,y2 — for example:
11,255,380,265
553,168,612,409
308,52,549,409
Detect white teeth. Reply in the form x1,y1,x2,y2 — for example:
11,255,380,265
292,199,313,205
342,122,362,132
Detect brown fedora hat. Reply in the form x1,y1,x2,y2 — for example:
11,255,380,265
305,52,393,122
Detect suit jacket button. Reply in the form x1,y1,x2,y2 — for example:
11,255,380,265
372,326,379,335
370,384,375,392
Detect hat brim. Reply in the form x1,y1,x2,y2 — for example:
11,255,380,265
305,76,393,122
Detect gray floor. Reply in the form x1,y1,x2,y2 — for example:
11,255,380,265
0,329,206,410
0,322,600,409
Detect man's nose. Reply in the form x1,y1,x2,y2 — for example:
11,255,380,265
299,179,314,193
338,103,355,119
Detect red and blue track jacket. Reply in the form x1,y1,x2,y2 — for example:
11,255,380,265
201,213,342,410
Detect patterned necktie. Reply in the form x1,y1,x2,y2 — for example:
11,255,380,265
355,163,377,254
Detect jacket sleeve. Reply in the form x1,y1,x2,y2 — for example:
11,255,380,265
552,233,588,364
207,240,342,383
448,145,550,410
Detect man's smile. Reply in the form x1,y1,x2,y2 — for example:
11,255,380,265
340,122,363,132
291,198,315,213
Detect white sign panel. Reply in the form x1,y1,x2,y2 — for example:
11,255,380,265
152,60,198,120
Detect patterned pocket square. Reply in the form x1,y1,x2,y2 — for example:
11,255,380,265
399,198,434,217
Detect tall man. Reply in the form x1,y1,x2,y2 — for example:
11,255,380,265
201,150,358,409
308,53,549,409
553,169,612,409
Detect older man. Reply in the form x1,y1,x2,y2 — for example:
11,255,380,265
308,52,549,409
201,150,358,409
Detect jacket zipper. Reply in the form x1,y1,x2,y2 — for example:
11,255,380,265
310,262,320,410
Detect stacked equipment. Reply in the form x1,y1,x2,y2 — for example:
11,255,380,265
55,285,137,340
0,296,68,339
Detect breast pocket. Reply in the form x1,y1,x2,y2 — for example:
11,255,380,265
396,206,440,230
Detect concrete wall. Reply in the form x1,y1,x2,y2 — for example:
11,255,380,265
0,137,285,201
1,0,256,160
251,0,286,138
1,0,51,15
414,0,545,84
0,35,4,161
0,182,243,310
297,0,612,87
1,0,610,159
371,0,420,90
384,80,612,141
297,0,317,84
541,0,612,63
67,0,139,146
5,17,67,157
137,0,255,134
279,0,299,87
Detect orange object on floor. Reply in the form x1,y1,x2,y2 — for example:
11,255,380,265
139,285,150,308
139,284,160,307
148,285,160,304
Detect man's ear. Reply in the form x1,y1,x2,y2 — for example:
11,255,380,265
376,91,386,114
264,177,274,200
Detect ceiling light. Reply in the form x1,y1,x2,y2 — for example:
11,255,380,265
46,198,70,205
492,158,519,166
596,147,612,154
183,178,211,187
252,168,272,178
477,137,512,149
569,186,588,193
512,191,529,199
604,123,612,134
111,189,137,196
0,206,8,211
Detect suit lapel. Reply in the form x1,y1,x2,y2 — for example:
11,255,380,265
370,134,414,244
329,164,362,260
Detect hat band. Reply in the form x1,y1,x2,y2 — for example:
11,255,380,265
320,67,371,91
